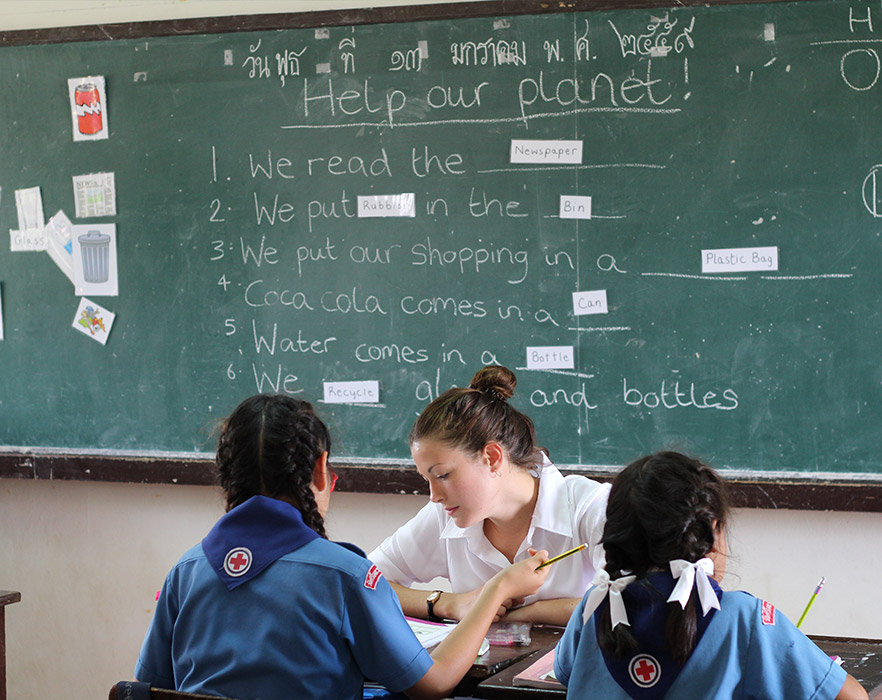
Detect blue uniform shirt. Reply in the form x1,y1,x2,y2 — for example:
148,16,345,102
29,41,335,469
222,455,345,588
555,584,846,699
135,497,432,700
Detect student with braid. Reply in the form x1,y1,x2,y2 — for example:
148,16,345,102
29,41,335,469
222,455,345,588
554,451,867,700
370,365,609,626
134,394,550,700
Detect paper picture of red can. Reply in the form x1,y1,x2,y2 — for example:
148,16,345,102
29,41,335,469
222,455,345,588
68,76,109,141
72,297,115,346
72,223,118,296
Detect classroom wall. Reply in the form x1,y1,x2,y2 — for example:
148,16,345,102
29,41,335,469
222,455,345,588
1,2,881,699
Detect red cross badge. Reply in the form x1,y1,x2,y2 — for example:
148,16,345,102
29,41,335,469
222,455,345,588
223,547,253,577
364,565,383,590
629,654,661,688
761,600,776,626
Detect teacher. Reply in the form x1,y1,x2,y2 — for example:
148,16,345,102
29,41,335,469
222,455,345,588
369,365,610,626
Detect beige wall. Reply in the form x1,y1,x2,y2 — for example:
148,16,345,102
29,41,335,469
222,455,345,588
1,1,880,698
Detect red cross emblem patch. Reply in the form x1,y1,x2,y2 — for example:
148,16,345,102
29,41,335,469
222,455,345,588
223,547,253,577
629,654,661,688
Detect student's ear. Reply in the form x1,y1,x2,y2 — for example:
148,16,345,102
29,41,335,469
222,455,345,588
311,451,330,491
483,441,505,476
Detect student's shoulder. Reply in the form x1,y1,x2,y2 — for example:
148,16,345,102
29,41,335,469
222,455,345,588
284,538,375,576
720,590,782,630
560,469,612,504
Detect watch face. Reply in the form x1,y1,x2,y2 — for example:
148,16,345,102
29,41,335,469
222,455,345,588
427,591,441,603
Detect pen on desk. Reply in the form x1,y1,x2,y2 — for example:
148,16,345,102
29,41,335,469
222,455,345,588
796,577,825,629
536,543,588,570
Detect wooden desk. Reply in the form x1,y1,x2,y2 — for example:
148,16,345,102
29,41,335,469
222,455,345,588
474,635,882,699
454,625,564,697
0,591,21,700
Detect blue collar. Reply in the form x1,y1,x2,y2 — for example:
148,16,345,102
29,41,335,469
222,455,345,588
202,495,320,590
596,571,722,699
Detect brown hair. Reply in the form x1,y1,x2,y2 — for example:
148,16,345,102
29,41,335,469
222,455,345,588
408,365,542,469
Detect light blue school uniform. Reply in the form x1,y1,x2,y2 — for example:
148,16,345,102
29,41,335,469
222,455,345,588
555,584,846,700
135,496,432,700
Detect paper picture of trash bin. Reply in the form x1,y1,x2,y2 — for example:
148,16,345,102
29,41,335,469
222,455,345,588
72,223,118,296
72,297,115,345
68,76,109,141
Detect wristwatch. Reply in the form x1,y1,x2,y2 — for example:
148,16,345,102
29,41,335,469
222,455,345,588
426,590,444,622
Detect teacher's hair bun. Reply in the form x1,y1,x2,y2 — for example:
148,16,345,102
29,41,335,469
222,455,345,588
470,365,516,401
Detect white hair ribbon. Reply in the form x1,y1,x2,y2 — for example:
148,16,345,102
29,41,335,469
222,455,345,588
582,569,637,628
667,558,721,616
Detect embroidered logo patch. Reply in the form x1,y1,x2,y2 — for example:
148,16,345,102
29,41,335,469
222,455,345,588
364,565,383,590
761,600,776,625
628,654,661,688
223,547,253,577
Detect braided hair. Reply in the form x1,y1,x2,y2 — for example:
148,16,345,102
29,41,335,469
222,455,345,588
598,451,729,663
409,365,543,469
216,394,331,537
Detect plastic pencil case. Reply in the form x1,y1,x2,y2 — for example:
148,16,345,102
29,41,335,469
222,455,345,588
486,621,532,646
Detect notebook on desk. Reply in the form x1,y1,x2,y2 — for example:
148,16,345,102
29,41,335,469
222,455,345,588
512,648,562,689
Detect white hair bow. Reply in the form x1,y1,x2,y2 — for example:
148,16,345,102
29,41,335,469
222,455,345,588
667,558,721,616
582,569,637,628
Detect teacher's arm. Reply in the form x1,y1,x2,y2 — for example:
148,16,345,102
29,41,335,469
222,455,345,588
388,581,512,621
497,596,582,626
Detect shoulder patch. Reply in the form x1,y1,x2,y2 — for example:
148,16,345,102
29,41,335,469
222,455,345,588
364,565,383,590
761,600,776,625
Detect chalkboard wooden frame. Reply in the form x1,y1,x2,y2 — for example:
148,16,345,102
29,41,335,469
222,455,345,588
1,450,881,512
2,0,881,512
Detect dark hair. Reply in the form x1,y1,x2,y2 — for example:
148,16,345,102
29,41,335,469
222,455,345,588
598,451,729,664
216,394,331,537
409,365,541,469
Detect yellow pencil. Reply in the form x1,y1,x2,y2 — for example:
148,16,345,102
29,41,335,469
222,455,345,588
796,577,825,629
536,543,588,570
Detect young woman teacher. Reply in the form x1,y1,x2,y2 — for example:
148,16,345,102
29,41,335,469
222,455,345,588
369,366,610,626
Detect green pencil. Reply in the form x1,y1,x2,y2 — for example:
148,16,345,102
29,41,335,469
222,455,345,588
796,577,825,629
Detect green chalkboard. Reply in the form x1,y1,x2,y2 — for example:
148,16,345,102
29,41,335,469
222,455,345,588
1,0,881,477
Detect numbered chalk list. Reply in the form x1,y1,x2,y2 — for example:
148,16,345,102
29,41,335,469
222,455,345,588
1,0,881,476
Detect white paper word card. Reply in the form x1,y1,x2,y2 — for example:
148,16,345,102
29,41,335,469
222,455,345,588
511,140,582,164
559,195,592,220
702,246,779,273
357,194,416,218
323,380,380,404
527,346,575,370
572,290,609,316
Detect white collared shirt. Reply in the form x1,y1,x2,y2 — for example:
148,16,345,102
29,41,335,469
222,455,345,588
368,464,610,603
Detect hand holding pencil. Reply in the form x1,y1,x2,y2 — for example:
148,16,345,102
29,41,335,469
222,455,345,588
536,543,588,570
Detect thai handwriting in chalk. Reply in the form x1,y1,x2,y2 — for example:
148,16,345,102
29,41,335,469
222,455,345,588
275,47,307,87
608,14,695,58
450,38,527,66
242,39,271,79
575,20,590,62
391,46,423,72
338,33,356,74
